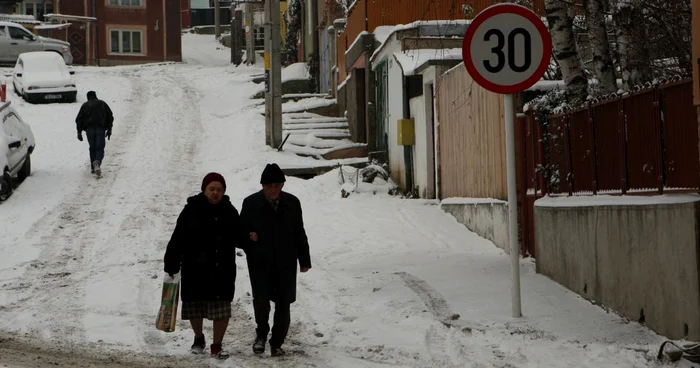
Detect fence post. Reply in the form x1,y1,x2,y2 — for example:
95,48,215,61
564,114,574,196
536,112,548,196
588,102,597,195
654,85,664,194
619,96,627,194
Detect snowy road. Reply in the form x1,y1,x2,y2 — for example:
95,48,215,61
0,34,689,367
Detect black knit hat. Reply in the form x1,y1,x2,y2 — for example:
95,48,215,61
260,163,286,184
87,91,97,100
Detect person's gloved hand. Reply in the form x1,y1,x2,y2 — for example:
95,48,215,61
105,129,111,140
77,131,83,141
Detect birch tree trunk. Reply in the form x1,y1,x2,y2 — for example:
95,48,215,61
544,0,588,102
612,0,651,90
585,0,617,94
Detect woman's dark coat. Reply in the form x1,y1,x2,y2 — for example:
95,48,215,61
163,193,248,302
240,190,311,304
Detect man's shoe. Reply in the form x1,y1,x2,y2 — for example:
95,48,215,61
210,343,229,359
270,345,286,357
93,160,101,177
190,335,205,354
252,336,266,354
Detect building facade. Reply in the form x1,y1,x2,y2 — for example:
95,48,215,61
47,0,181,66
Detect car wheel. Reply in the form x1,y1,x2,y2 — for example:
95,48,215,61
0,170,13,201
22,92,32,103
13,83,19,96
18,155,30,181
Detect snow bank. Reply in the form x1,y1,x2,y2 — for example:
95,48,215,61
282,62,311,83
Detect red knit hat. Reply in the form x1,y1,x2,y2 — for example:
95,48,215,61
201,172,226,192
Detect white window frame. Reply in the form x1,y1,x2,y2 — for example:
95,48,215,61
109,29,144,55
108,0,143,7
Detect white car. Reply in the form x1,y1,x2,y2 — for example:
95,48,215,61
13,51,77,103
0,101,35,201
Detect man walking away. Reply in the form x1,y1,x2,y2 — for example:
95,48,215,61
76,91,114,177
240,163,311,357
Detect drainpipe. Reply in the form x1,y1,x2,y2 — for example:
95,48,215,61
392,53,414,192
92,0,99,66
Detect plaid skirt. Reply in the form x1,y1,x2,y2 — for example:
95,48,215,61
181,301,232,320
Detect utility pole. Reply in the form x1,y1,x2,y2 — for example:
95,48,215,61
265,0,283,148
214,0,221,38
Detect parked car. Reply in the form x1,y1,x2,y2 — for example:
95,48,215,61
0,21,72,65
0,101,35,201
13,51,77,103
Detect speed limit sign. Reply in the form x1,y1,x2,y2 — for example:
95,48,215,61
462,3,551,94
461,3,552,319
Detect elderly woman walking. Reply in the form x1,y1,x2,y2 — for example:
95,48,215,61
163,172,248,359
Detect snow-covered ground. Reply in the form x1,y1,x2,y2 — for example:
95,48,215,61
0,34,690,367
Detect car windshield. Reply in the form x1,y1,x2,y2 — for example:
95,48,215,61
22,56,66,74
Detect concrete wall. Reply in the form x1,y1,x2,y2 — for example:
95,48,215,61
441,200,510,253
534,195,700,340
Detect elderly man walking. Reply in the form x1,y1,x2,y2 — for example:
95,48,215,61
240,163,311,357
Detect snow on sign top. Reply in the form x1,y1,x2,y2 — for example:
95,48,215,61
462,3,551,95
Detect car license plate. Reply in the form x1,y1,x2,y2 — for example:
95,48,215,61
44,94,62,100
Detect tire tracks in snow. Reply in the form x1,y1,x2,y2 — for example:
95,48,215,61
112,66,206,350
0,71,148,343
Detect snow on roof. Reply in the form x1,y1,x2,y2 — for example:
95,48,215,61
34,23,72,30
372,26,394,45
344,31,370,57
393,48,463,76
281,62,310,83
392,20,470,32
44,13,97,22
0,14,41,24
370,20,469,62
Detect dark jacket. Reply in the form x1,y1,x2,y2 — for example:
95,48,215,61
240,190,311,304
75,98,114,132
163,193,248,302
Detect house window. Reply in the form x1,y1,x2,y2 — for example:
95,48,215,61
110,30,143,54
108,0,143,7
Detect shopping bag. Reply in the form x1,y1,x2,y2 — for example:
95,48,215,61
155,273,180,332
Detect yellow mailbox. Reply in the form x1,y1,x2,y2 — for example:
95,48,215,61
397,118,415,146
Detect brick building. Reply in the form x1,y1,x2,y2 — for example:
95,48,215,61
45,0,181,66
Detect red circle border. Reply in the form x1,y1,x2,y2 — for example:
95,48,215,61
461,4,552,95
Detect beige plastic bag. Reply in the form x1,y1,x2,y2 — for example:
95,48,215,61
155,273,180,332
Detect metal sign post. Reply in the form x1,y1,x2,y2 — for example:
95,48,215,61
462,3,552,318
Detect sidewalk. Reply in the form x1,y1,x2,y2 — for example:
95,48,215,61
284,176,690,367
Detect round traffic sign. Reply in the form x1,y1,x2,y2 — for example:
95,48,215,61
462,4,552,94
